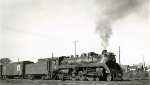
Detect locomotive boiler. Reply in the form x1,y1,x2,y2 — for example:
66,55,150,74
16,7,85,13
60,50,116,65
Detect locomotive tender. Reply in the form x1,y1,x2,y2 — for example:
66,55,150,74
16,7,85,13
0,50,123,81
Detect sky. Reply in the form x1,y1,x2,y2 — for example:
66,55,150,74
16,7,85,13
0,0,149,66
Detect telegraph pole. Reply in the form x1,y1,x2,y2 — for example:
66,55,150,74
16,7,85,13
18,58,19,62
143,55,145,71
73,41,78,57
119,46,121,65
18,58,20,78
52,53,53,58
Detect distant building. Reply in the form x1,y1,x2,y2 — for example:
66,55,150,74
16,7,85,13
121,65,130,72
129,66,138,72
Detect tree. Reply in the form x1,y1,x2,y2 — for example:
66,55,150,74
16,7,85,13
0,58,12,64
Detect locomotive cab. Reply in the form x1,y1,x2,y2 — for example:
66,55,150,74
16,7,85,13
50,58,59,70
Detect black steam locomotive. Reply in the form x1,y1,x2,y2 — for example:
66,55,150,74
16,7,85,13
0,50,123,81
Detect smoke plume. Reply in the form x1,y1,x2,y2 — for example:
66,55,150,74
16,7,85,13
95,0,144,49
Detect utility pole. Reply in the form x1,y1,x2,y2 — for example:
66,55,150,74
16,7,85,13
143,55,145,71
17,58,20,78
119,46,121,65
18,58,19,62
73,41,78,57
52,53,53,58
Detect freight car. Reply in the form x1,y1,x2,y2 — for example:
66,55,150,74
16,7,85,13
2,61,33,79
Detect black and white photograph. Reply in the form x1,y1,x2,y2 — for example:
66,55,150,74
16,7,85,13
0,0,149,85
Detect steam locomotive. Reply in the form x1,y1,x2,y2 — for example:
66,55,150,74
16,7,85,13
0,50,123,81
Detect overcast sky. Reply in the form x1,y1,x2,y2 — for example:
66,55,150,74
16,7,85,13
0,0,149,65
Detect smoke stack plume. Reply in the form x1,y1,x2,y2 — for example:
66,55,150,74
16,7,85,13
96,17,112,49
95,0,143,49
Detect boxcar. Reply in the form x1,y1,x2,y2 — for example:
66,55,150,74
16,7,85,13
2,61,33,79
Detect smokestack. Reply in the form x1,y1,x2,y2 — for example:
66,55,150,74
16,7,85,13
102,50,107,54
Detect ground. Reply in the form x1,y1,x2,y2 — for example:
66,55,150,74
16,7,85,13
0,79,149,85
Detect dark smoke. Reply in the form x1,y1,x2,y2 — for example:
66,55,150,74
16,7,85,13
96,17,112,49
95,0,144,49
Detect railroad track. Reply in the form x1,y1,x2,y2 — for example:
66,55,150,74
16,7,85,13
0,79,146,85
